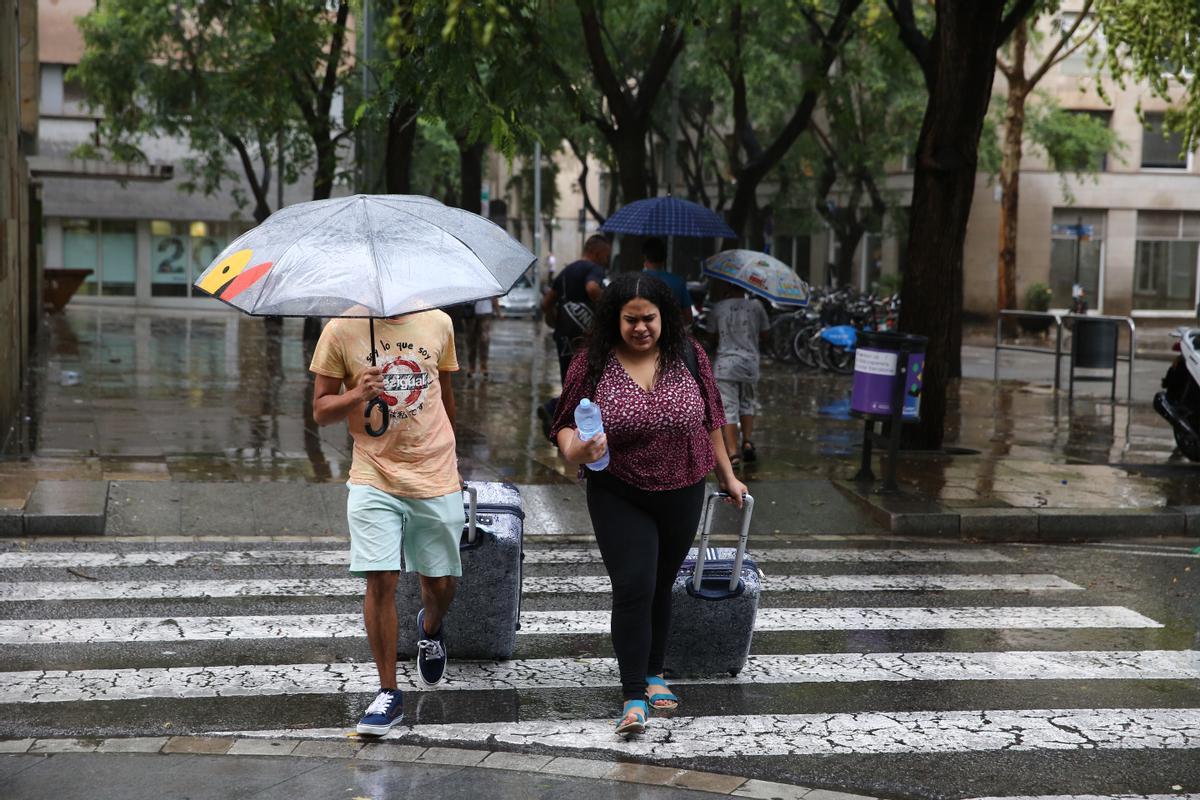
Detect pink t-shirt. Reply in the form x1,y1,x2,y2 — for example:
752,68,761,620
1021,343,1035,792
550,340,725,491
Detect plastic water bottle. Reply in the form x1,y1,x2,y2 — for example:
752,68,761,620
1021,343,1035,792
574,398,610,471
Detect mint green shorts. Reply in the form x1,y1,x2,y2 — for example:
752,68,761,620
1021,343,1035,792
346,484,464,577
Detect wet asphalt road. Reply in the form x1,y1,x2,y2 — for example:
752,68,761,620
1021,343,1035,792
1,531,1197,799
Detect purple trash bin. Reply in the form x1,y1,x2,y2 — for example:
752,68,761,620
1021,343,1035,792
850,331,927,420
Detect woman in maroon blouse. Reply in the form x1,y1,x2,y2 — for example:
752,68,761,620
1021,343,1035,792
550,272,747,737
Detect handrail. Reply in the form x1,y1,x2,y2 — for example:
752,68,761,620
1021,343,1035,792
993,310,1136,401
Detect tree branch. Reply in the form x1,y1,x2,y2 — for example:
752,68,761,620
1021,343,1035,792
1033,1,1098,86
883,0,931,73
566,136,606,225
579,1,632,123
632,19,686,121
996,0,1041,49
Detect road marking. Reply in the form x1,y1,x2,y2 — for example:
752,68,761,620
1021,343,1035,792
3,651,1197,704
0,606,1161,645
0,573,1079,601
224,707,1200,757
0,546,1014,569
1027,544,1200,561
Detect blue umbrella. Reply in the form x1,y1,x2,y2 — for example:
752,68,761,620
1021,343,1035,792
600,195,737,239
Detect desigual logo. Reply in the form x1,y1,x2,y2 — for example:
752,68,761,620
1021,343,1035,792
380,357,430,410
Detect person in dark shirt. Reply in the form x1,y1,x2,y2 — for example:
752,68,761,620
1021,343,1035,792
538,235,611,435
640,237,693,324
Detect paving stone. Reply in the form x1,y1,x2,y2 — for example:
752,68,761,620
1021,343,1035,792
732,779,814,800
538,756,617,779
162,736,235,755
180,483,260,536
29,738,99,753
105,480,181,535
24,480,108,536
605,762,685,786
670,770,749,794
249,482,332,535
957,507,1039,540
478,751,554,772
416,746,488,766
804,790,879,800
227,739,298,756
356,743,425,762
0,739,34,753
96,737,168,753
292,739,362,759
1034,508,1185,539
0,508,23,537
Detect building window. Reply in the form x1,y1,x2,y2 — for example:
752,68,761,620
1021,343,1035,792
1141,113,1191,169
1065,110,1112,171
151,220,244,297
1055,12,1103,76
1050,210,1105,309
62,218,135,297
1133,211,1200,310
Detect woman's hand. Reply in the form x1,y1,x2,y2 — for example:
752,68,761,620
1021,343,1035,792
556,427,608,465
719,476,748,509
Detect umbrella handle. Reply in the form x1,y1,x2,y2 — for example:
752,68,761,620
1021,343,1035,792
365,397,388,437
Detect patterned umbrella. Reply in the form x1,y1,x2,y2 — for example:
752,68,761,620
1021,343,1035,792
193,194,534,318
600,196,736,239
703,249,811,307
193,194,535,437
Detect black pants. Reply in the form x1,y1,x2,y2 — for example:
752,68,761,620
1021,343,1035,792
586,469,705,700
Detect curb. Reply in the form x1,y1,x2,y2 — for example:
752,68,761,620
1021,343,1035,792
0,736,880,800
833,480,1200,540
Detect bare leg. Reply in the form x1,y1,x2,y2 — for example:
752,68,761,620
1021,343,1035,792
721,423,739,457
739,415,755,447
363,571,399,688
418,574,458,636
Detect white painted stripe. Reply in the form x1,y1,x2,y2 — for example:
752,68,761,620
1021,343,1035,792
4,651,1197,704
0,606,1161,645
0,546,1014,569
0,573,1078,601
223,707,1200,757
967,795,1200,800
1029,544,1200,561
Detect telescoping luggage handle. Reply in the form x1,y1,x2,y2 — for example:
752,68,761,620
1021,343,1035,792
463,485,479,545
693,491,755,595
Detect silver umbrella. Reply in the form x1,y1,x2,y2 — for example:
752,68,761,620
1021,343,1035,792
193,194,535,435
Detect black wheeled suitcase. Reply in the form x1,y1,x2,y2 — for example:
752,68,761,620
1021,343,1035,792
664,492,760,677
395,481,525,660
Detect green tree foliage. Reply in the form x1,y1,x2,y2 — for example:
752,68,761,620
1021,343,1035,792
72,0,354,220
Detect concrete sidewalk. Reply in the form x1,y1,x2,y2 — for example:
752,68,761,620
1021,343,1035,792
3,737,861,800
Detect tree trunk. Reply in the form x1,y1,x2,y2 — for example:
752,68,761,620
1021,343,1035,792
385,100,418,194
837,223,865,288
610,131,652,204
457,139,486,214
899,0,1008,449
997,23,1028,316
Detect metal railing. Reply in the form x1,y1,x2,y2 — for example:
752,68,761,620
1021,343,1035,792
993,310,1137,401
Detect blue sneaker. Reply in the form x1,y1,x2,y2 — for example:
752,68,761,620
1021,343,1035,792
356,689,403,736
416,609,447,687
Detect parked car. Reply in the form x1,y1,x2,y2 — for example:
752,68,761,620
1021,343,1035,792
499,272,539,317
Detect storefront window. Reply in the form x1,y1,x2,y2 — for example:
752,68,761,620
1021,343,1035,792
1049,209,1105,309
1133,211,1200,310
151,220,190,296
63,218,99,296
100,220,136,296
191,221,226,288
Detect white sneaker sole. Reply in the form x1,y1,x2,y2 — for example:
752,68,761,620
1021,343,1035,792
356,717,402,736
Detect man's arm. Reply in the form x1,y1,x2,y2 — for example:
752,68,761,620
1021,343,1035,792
542,286,559,327
441,371,456,429
585,280,603,303
312,369,381,426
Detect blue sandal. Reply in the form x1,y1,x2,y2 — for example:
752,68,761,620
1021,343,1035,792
645,676,679,712
615,699,648,737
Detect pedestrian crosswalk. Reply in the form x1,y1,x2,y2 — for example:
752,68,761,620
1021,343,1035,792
1,534,1197,798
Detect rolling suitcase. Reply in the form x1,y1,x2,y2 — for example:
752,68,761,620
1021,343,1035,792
664,492,760,677
395,481,525,660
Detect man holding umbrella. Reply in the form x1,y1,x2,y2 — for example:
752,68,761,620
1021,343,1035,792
311,310,463,735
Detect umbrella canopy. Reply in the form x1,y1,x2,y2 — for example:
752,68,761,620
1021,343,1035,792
193,194,535,318
600,195,736,239
703,249,811,307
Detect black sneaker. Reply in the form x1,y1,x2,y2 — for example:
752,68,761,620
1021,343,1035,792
416,609,447,687
356,688,403,736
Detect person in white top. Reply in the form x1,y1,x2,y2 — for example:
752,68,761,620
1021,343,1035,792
466,297,501,380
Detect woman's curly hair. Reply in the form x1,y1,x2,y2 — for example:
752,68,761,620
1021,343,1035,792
582,271,689,391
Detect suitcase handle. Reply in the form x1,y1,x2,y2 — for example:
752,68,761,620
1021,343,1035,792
694,491,754,594
463,485,478,544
